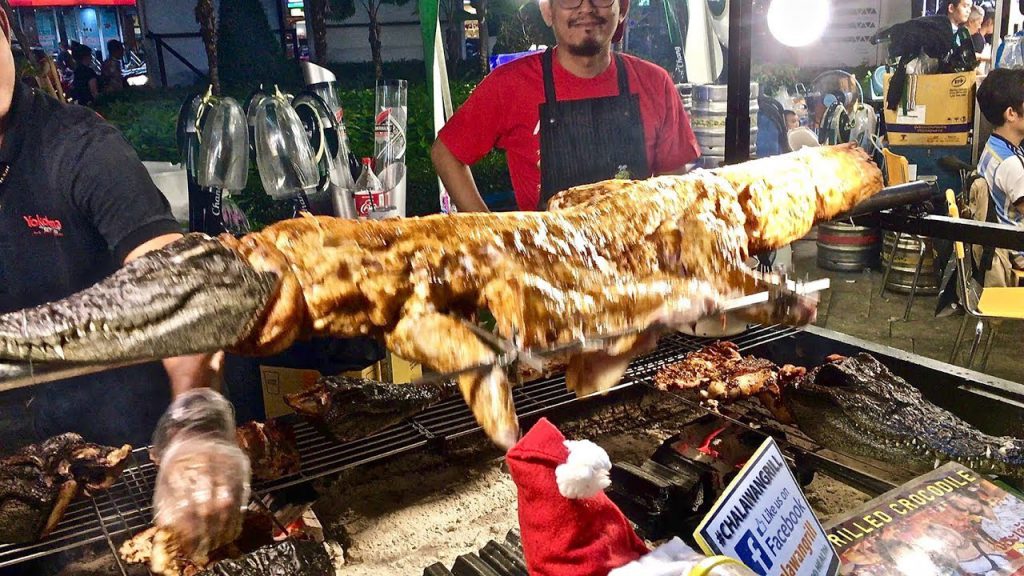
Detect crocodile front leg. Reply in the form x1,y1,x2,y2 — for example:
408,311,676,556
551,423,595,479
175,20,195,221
385,311,518,450
0,235,280,362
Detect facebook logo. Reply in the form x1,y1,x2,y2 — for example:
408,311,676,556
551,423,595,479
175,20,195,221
735,530,773,576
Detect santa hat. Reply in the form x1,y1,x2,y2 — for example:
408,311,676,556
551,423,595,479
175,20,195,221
613,0,630,43
506,418,649,576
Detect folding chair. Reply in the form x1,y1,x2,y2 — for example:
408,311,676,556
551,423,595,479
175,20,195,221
945,189,1024,370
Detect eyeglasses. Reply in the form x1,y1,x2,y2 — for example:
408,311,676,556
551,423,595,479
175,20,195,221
554,0,616,10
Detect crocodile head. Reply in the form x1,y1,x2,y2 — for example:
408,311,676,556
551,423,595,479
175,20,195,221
0,235,279,363
783,353,1024,478
284,376,456,442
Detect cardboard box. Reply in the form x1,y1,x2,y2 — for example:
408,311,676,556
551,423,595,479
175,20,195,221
883,71,975,146
377,353,423,384
259,365,322,419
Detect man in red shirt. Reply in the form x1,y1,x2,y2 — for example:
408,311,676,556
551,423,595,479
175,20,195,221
431,0,699,212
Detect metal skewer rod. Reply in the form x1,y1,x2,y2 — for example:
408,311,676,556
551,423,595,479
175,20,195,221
0,278,830,392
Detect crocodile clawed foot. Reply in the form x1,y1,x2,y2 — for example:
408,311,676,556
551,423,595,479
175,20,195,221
0,234,280,363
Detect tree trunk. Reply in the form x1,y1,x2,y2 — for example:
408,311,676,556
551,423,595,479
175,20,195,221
442,0,462,67
368,6,383,79
472,0,489,73
309,0,329,64
195,0,220,95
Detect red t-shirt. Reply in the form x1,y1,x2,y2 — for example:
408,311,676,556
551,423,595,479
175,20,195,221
439,49,700,211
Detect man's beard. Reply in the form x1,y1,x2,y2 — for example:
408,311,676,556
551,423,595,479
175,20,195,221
563,15,609,57
564,37,603,57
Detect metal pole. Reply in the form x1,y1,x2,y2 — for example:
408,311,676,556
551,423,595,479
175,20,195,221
725,0,752,164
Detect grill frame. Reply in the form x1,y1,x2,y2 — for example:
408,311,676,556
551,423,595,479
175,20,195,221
1,322,1019,572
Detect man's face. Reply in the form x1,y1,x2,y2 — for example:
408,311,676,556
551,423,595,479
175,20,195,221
541,0,623,57
949,0,973,25
968,16,982,34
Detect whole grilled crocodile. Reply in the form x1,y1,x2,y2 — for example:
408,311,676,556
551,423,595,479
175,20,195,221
0,145,882,449
783,354,1024,478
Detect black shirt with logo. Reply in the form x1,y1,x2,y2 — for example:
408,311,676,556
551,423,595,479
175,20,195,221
0,83,181,448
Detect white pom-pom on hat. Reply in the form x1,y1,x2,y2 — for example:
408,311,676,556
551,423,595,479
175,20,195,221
555,440,612,499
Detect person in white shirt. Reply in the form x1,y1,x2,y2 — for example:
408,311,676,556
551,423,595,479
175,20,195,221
976,69,1024,287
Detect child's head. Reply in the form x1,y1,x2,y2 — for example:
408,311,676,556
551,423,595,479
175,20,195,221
784,110,799,130
978,68,1024,128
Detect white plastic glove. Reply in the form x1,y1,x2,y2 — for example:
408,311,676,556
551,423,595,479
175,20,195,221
150,389,251,562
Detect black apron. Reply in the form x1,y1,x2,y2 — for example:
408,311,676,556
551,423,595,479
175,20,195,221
538,48,651,209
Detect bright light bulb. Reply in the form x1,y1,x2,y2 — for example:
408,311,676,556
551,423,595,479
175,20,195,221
767,0,831,47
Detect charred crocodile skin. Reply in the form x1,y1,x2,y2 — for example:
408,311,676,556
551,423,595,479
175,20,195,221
195,540,333,576
284,376,457,443
0,433,131,543
784,354,1024,478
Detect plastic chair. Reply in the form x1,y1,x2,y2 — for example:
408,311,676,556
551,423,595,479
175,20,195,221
945,189,1024,370
878,148,930,321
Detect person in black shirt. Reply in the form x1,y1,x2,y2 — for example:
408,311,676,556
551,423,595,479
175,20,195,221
0,9,243,557
70,43,98,105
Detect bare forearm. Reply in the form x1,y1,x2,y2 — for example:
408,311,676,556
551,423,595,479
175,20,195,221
163,353,224,397
431,140,490,212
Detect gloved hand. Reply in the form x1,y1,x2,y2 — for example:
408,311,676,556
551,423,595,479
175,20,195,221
151,389,251,562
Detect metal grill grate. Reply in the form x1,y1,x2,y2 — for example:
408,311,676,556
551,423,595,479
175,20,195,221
0,325,805,570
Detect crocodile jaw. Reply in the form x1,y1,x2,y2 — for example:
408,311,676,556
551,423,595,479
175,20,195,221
0,235,279,363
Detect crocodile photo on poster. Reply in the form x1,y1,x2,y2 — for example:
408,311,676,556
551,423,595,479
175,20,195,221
826,463,1024,575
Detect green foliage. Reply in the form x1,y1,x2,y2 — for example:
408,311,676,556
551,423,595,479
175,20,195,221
95,72,511,227
325,59,485,89
752,64,799,98
217,0,299,87
327,0,356,19
492,0,554,53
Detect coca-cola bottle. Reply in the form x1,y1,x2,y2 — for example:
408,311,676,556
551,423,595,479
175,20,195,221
353,158,384,219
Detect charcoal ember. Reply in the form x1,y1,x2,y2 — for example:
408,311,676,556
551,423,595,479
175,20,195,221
0,433,131,544
195,540,333,576
236,421,300,482
285,376,454,443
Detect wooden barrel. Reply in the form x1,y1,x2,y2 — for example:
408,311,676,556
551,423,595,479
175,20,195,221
882,232,940,295
816,222,880,271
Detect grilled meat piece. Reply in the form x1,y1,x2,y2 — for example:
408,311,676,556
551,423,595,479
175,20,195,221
0,145,883,449
655,341,781,402
0,433,131,543
783,353,1024,478
236,421,300,482
285,376,456,443
121,511,276,576
195,540,333,576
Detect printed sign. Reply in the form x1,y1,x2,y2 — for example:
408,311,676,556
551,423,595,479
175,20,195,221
694,437,839,576
826,462,1024,575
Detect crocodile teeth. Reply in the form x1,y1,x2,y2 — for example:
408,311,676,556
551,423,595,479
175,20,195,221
986,447,993,459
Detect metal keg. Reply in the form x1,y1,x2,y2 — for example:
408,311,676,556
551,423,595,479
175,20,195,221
816,222,880,272
677,83,693,111
697,155,724,169
692,83,759,158
881,231,939,295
